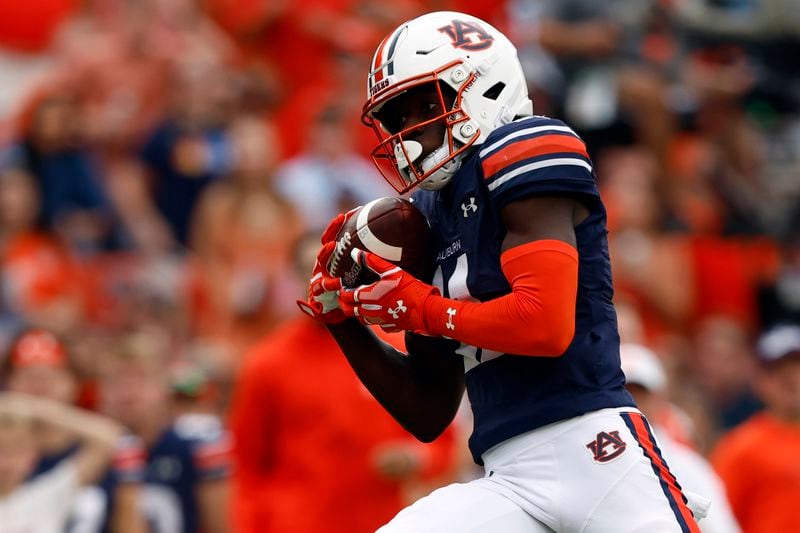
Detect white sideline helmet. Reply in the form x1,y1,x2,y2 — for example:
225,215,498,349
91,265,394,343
362,11,533,193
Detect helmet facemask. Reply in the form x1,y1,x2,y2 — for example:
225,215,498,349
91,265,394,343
362,61,481,194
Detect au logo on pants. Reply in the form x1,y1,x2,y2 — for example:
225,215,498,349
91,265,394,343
586,430,627,463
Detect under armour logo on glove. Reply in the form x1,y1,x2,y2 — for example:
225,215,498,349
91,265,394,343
461,197,477,218
388,300,408,320
446,307,457,330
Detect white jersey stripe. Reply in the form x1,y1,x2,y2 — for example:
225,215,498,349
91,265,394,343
479,125,578,158
355,199,403,262
487,158,593,192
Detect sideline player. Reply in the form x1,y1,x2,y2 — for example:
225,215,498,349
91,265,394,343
299,11,703,532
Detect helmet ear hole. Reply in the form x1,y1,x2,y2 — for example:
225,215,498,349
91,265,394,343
482,82,505,101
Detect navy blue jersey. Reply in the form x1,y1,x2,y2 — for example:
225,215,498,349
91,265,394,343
95,420,230,533
141,415,231,533
411,115,635,463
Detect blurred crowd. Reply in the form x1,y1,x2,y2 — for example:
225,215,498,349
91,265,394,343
0,0,799,531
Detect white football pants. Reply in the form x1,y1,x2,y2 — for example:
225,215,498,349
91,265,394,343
377,407,704,533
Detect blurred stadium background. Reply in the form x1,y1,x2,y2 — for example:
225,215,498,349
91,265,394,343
0,0,799,531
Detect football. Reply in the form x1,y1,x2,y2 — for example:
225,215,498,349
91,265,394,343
327,197,434,288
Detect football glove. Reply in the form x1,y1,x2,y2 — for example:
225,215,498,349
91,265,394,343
296,209,359,324
296,242,348,324
338,248,440,333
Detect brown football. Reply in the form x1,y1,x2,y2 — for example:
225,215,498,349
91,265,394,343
327,197,434,288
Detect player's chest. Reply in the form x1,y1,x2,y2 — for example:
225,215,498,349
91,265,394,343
426,188,509,301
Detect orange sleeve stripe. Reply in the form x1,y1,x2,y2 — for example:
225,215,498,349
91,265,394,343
482,134,589,179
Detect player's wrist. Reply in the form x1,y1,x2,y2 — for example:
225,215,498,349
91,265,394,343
422,294,461,336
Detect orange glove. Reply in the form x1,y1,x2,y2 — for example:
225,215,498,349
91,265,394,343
341,240,579,356
295,209,358,324
339,248,440,332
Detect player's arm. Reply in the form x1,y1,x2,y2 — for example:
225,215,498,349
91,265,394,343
0,392,124,486
299,210,464,442
197,479,230,533
342,194,583,357
189,422,232,533
109,436,149,533
110,484,148,533
326,321,465,442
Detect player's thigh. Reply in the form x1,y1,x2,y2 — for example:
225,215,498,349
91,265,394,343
582,461,695,533
376,480,553,533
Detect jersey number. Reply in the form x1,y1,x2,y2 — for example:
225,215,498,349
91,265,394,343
432,253,503,370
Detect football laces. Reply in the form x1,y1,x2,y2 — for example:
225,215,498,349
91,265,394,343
329,231,352,276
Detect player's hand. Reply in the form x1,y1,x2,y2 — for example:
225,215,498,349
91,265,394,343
296,241,347,324
320,206,360,245
296,209,361,323
339,248,440,333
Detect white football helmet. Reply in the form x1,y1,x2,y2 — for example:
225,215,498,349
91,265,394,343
363,11,533,194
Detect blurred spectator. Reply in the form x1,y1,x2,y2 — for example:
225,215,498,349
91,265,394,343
275,105,392,232
53,0,238,154
98,329,231,533
136,61,237,248
3,329,80,464
0,0,76,143
711,324,800,533
229,232,458,533
509,0,677,158
190,116,302,354
0,158,86,334
169,355,223,418
2,328,146,532
670,0,800,238
758,216,800,328
206,0,420,104
620,343,741,533
690,316,762,433
0,391,124,533
601,148,694,343
15,91,118,253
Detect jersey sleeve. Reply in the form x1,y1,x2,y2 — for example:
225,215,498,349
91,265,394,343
112,434,147,484
478,117,598,208
174,414,233,481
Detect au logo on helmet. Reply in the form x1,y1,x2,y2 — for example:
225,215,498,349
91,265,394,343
437,19,494,51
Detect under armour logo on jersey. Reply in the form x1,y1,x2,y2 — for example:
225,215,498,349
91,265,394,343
388,300,407,320
461,197,477,218
438,20,494,51
446,307,457,330
586,430,627,463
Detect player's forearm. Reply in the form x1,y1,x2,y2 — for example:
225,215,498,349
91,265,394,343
0,392,124,485
424,240,578,356
110,484,148,533
1,393,123,448
326,321,463,442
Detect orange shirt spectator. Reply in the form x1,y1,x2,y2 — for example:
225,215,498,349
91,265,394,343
230,316,458,533
711,413,800,533
711,324,800,533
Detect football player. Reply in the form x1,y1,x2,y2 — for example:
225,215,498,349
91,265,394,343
300,11,703,532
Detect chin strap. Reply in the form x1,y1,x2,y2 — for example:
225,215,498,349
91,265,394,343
397,138,463,191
